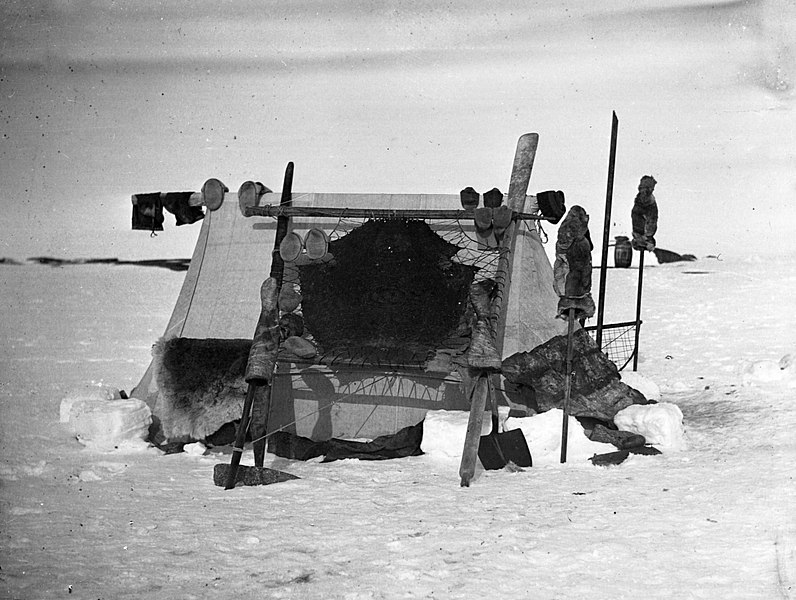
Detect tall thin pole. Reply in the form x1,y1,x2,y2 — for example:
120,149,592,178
560,308,576,464
596,112,619,350
633,249,645,371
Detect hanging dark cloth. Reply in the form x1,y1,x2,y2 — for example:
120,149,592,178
132,192,164,233
162,191,204,226
536,190,566,224
270,421,424,462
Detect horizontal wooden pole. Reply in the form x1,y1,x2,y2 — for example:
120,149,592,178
243,205,548,221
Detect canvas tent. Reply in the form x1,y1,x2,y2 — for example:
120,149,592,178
132,134,568,453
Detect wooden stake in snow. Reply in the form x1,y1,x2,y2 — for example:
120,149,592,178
560,307,577,463
633,249,645,372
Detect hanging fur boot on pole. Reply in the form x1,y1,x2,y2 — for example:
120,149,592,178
464,280,501,370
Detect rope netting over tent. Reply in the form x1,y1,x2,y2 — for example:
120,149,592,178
257,192,566,441
269,210,521,440
282,216,507,370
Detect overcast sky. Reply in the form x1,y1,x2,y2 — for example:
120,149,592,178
1,0,793,260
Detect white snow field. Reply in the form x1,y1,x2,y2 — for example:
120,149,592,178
1,0,795,598
1,258,794,600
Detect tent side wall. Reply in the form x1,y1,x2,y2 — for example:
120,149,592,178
133,191,565,441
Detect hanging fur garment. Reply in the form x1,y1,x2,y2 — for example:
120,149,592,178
553,205,595,320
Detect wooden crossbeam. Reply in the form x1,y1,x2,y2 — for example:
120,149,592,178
244,205,547,221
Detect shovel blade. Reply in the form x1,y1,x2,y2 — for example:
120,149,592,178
478,434,508,470
496,429,532,468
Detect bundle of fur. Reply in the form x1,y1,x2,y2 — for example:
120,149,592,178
152,337,251,441
502,328,649,422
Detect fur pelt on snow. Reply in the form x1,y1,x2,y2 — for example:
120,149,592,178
152,337,251,441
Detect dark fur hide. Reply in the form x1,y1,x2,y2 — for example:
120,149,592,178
153,337,251,441
501,329,649,422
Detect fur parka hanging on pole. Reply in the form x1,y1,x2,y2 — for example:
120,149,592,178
553,205,596,320
631,175,658,251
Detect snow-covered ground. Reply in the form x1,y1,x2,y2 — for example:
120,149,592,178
1,257,795,599
2,1,796,598
1,0,795,262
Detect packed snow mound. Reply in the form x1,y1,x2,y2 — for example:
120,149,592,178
63,395,152,451
739,354,796,387
620,371,661,401
421,410,491,460
59,384,122,423
506,410,615,466
614,402,685,451
423,409,615,466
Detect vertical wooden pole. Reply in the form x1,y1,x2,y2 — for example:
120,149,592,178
225,163,294,488
459,374,490,487
595,112,619,350
560,308,576,463
459,133,538,487
633,249,645,371
252,161,294,467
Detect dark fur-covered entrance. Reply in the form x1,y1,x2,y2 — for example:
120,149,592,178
298,219,476,363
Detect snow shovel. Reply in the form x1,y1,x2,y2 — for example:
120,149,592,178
477,376,532,470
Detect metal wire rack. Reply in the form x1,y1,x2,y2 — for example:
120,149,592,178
583,320,641,371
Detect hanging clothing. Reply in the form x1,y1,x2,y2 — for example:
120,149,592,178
631,193,658,250
131,192,164,233
163,191,204,226
553,205,595,320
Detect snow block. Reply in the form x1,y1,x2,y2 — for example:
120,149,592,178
620,372,661,401
739,354,796,387
613,402,685,450
68,398,152,450
421,410,491,460
59,385,122,423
